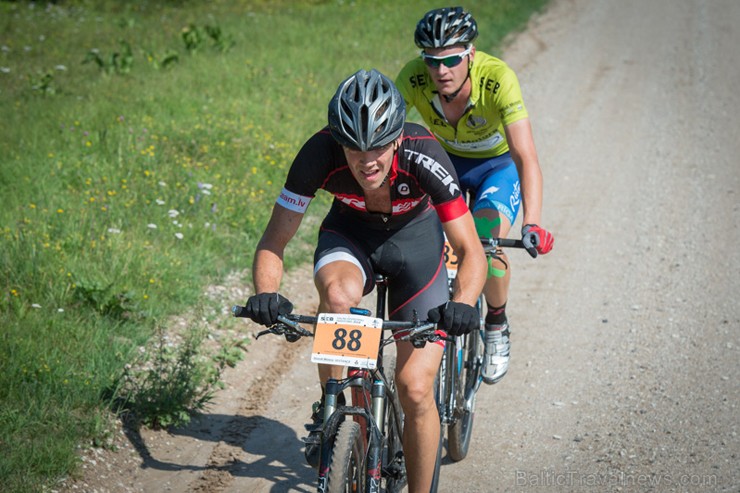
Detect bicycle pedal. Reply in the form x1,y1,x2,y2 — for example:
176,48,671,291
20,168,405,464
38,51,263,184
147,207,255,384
302,433,321,445
304,422,322,433
383,462,405,479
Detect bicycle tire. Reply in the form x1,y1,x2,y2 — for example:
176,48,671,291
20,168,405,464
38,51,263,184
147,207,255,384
327,420,366,493
426,369,445,493
430,374,443,493
447,294,485,461
428,421,443,493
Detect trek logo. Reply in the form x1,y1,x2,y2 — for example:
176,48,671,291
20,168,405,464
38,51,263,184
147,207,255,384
404,150,460,195
277,187,310,213
397,183,410,195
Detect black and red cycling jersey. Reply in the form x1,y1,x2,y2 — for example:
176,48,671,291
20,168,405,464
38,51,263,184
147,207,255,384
276,122,468,230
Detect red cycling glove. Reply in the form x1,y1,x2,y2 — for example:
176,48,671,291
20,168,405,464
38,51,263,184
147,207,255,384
521,224,554,258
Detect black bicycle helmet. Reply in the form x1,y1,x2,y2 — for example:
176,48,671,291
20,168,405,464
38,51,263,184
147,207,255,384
414,7,478,49
328,69,405,152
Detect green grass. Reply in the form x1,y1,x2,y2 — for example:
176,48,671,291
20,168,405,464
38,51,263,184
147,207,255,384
0,0,549,490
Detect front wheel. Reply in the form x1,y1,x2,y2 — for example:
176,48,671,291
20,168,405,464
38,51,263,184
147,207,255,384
428,421,443,492
447,294,485,461
327,420,366,493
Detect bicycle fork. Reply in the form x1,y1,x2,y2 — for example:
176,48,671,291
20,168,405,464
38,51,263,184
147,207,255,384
439,335,476,422
463,329,485,412
317,371,388,492
437,343,455,425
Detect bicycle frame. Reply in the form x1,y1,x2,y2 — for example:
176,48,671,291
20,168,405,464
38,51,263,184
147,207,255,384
233,236,524,490
232,289,439,493
316,274,407,493
435,236,525,462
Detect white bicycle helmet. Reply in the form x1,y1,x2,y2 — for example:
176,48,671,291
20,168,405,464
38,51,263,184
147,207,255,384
414,7,478,49
328,69,405,151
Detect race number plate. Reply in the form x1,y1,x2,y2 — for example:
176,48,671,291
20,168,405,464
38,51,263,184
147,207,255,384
311,313,383,369
444,240,459,279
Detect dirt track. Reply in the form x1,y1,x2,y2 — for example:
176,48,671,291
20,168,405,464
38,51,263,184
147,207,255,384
62,0,740,491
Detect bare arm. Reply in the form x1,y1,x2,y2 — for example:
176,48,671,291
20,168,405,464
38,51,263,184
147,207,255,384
252,204,304,294
505,118,543,227
442,211,487,306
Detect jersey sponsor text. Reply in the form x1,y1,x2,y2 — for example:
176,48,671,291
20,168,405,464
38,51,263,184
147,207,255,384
277,187,311,213
404,149,460,196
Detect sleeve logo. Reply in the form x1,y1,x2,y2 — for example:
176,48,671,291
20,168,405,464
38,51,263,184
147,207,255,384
276,187,311,213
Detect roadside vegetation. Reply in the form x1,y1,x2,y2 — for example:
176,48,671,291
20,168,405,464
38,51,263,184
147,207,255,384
0,0,548,490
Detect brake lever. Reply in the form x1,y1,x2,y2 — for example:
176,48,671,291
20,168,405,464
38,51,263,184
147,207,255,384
255,328,275,340
276,314,313,337
255,322,291,339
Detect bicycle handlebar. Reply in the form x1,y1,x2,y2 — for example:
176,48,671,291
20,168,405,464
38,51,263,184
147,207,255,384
231,306,449,344
480,237,525,249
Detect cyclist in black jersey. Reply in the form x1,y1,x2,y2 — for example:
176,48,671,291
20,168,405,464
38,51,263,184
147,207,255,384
396,7,555,385
242,69,486,493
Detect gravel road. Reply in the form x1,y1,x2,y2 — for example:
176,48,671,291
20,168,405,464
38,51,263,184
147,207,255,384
61,0,739,492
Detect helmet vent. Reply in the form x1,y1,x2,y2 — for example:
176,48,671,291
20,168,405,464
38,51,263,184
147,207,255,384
328,69,405,151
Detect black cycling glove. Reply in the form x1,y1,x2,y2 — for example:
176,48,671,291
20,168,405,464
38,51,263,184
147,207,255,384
427,301,479,336
244,292,293,326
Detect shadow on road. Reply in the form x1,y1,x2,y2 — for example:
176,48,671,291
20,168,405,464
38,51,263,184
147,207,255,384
121,412,315,492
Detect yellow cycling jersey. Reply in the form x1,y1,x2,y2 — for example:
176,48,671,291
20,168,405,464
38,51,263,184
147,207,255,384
395,51,528,159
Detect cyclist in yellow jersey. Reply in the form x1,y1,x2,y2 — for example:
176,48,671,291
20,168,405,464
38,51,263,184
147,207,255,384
396,7,554,384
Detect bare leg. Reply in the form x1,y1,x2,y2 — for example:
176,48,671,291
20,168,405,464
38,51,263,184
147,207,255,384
314,261,365,384
473,209,512,309
474,209,515,384
394,340,444,493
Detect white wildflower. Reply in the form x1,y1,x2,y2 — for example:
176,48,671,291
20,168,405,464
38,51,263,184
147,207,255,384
31,303,42,308
155,199,165,205
174,232,184,240
55,65,67,71
0,67,10,74
168,209,179,218
107,228,121,234
147,223,158,229
158,181,167,187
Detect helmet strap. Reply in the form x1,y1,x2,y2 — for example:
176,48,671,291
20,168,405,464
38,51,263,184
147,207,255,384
381,140,400,186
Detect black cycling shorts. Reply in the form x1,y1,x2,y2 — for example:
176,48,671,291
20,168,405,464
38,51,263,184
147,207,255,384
314,206,449,321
